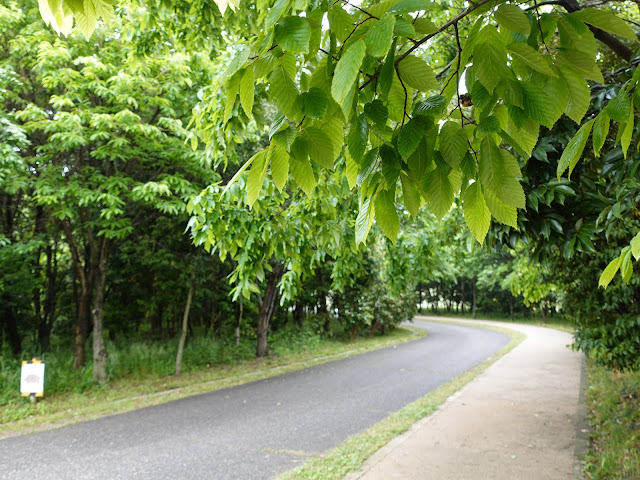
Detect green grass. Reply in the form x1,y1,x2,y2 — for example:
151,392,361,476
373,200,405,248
0,325,424,438
277,321,525,480
582,362,640,480
419,310,575,334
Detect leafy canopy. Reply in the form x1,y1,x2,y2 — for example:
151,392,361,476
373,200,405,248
39,0,639,272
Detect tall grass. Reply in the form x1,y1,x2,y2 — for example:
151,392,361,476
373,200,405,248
0,322,329,409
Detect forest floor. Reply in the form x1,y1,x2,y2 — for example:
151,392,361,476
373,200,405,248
0,326,425,439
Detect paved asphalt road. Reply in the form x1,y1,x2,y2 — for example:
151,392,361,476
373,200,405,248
0,320,508,480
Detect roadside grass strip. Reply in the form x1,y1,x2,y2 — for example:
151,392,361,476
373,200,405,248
582,362,640,479
277,321,525,480
0,327,424,439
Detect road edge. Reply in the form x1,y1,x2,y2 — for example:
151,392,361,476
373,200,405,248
277,318,524,480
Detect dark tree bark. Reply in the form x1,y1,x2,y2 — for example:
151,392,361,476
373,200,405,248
556,0,634,61
63,220,92,369
293,300,304,328
256,264,283,358
91,237,109,384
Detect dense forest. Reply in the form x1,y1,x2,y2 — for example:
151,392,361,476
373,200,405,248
1,0,639,399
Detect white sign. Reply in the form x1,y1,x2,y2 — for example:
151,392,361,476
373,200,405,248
20,362,45,396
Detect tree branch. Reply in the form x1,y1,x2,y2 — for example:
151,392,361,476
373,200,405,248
556,0,634,61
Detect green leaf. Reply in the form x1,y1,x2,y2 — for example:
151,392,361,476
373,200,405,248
599,255,621,289
621,249,634,284
225,46,250,79
479,138,525,208
345,153,358,190
485,188,518,228
364,99,389,126
239,67,255,119
222,149,265,196
269,143,289,192
495,4,531,36
559,66,590,124
421,166,454,220
398,117,427,160
631,232,640,260
477,115,502,135
397,55,439,92
463,182,491,244
290,155,316,196
521,82,556,128
414,18,438,35
348,114,368,162
572,8,638,41
606,94,631,122
507,43,555,77
265,0,289,29
414,95,447,116
355,196,374,244
474,26,508,94
389,0,432,14
299,87,328,119
592,111,609,157
378,42,396,99
439,121,467,168
358,148,379,186
365,14,395,58
331,39,366,105
557,118,595,179
374,189,399,241
246,149,269,208
269,67,300,119
275,16,311,53
400,173,421,216
620,106,634,159
224,72,241,123
304,126,337,168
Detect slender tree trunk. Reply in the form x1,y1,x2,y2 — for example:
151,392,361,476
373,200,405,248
175,279,195,376
63,220,92,369
256,265,282,358
293,300,304,328
418,284,423,314
91,238,109,385
541,303,548,324
38,243,58,352
235,298,243,346
460,279,465,315
472,283,477,319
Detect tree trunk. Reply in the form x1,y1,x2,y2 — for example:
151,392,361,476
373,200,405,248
38,243,58,352
91,238,109,385
541,303,548,324
460,279,465,315
63,220,92,370
256,265,282,358
175,279,195,376
293,300,304,328
472,283,477,319
235,298,243,346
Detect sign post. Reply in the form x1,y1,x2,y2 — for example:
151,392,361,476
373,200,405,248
21,358,45,403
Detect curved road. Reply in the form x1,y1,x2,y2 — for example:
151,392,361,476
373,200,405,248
0,320,508,480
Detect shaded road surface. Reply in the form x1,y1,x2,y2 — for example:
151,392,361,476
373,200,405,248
0,320,508,480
